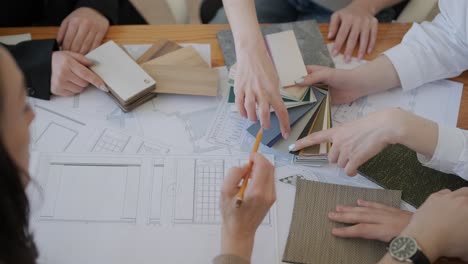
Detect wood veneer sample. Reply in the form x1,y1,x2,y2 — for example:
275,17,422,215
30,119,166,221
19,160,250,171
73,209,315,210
142,46,208,68
136,39,182,64
143,64,218,96
86,41,156,110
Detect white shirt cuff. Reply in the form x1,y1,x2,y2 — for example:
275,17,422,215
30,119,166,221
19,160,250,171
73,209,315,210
384,43,425,91
417,125,465,174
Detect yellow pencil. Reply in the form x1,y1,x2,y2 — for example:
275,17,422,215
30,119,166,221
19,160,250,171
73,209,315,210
236,128,263,208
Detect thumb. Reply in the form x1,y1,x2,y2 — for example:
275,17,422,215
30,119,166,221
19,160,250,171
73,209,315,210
294,65,332,87
222,165,249,198
67,51,95,67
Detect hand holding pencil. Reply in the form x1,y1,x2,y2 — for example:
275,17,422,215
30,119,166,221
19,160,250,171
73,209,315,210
219,152,276,260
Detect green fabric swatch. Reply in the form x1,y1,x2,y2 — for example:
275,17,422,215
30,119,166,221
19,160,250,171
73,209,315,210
359,144,468,207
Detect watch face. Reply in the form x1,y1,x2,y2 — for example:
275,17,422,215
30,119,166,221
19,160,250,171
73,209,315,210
389,236,418,261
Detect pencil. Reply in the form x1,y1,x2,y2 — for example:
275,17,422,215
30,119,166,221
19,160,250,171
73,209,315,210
236,128,263,208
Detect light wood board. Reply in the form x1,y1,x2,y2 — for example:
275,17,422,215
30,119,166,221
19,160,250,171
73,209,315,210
136,39,182,64
143,64,218,96
142,46,208,68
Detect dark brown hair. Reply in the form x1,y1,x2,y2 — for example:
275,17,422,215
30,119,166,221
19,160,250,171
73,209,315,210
0,50,37,264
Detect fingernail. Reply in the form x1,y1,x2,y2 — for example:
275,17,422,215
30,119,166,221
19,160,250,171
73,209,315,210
358,53,364,60
283,132,290,140
332,49,338,56
367,48,372,54
345,55,351,62
328,32,333,39
288,144,296,151
328,212,336,218
294,77,305,84
99,84,109,92
89,59,99,65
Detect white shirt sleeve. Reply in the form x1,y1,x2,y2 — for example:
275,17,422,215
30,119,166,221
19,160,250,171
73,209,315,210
417,126,468,180
383,0,468,91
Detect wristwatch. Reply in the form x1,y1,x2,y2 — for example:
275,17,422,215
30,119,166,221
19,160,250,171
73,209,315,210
388,236,431,264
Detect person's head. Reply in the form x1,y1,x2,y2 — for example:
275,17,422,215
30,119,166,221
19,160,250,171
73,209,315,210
0,46,37,263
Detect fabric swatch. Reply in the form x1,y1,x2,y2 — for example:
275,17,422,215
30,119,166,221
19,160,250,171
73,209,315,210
283,179,401,264
217,20,335,69
359,144,468,207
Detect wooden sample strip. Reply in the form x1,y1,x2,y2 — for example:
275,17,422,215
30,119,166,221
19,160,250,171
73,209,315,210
143,65,218,96
86,40,156,107
142,46,208,68
136,39,182,64
265,30,307,88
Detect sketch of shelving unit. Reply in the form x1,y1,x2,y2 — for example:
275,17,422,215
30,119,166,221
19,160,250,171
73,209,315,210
92,129,131,153
37,158,142,224
172,158,271,225
148,159,165,224
31,104,86,153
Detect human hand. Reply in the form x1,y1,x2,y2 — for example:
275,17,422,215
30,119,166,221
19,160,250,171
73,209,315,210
401,188,468,262
329,0,378,62
51,51,108,96
57,7,110,54
328,199,412,242
235,43,290,138
220,153,276,259
295,65,370,104
290,108,409,176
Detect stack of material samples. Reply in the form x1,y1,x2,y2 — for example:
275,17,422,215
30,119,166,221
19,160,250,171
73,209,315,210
219,20,334,166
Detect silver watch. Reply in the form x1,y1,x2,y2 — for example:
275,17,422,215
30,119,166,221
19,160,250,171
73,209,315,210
388,236,430,264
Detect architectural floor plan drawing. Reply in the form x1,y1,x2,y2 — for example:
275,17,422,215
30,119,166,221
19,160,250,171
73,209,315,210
31,153,278,264
26,42,465,264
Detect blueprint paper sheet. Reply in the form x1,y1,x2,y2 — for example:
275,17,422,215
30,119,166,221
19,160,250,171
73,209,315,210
27,43,462,264
30,153,278,264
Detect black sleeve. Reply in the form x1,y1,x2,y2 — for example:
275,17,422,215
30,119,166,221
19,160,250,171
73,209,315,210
2,39,58,100
74,0,119,24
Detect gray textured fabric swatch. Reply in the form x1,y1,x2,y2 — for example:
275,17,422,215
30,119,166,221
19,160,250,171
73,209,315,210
283,179,402,264
217,20,335,69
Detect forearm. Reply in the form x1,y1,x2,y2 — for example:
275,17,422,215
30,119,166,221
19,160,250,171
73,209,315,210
221,228,254,261
345,55,401,96
351,0,404,15
222,0,264,51
378,227,442,264
2,40,58,100
396,111,438,158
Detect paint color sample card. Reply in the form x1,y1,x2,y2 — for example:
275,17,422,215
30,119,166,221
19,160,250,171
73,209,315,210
265,30,308,87
86,41,156,105
247,102,316,147
283,180,401,264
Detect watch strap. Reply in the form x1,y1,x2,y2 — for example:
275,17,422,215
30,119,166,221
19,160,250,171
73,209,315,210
411,249,431,264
